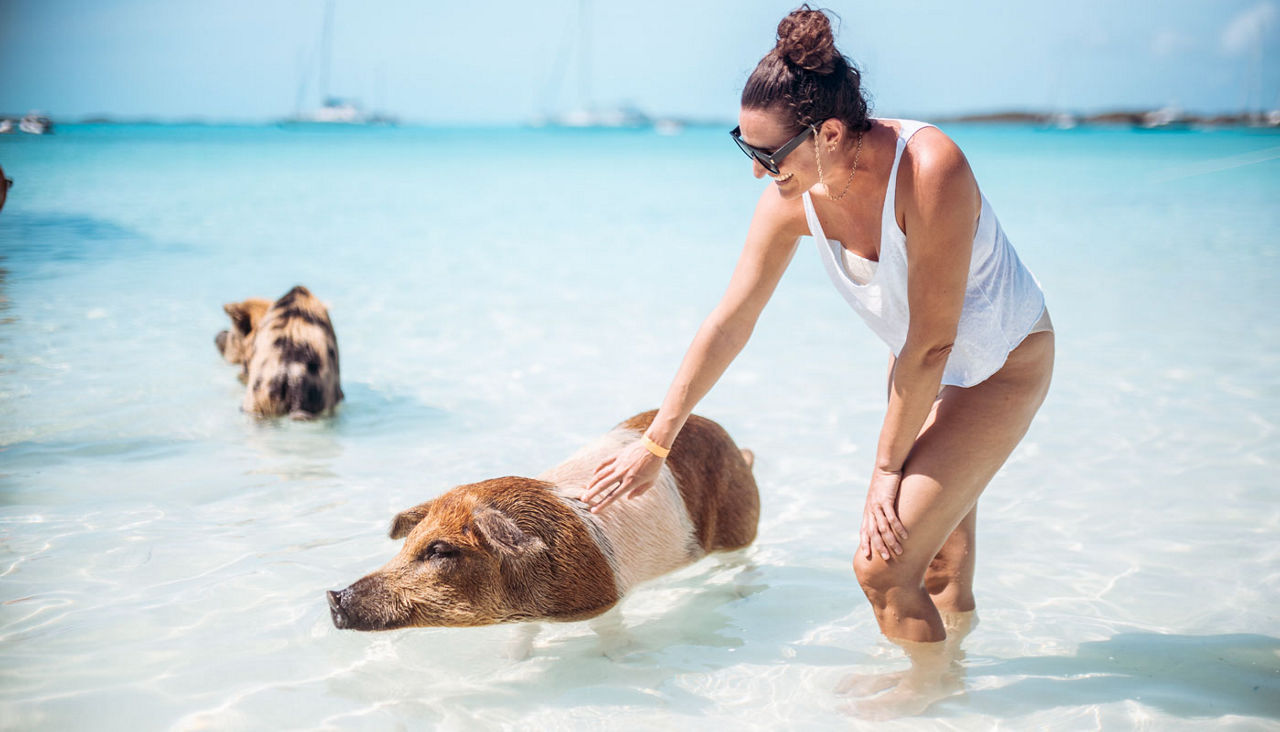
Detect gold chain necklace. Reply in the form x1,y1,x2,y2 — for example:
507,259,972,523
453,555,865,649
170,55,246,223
815,129,864,201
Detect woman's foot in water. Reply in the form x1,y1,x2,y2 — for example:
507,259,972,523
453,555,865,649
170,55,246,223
837,611,977,718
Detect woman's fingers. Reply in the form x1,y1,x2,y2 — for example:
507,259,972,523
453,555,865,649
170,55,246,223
870,507,894,560
876,505,904,556
587,473,659,513
867,525,889,561
586,455,626,493
583,445,664,513
582,476,610,499
581,469,621,503
587,458,618,488
887,509,909,543
587,476,634,513
863,505,904,561
865,508,881,559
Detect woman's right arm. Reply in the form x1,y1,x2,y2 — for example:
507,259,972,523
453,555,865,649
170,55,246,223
581,187,806,512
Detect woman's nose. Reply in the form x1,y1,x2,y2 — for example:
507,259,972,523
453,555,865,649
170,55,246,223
752,159,767,179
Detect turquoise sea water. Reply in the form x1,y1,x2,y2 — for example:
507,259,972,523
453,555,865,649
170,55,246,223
1,123,1278,729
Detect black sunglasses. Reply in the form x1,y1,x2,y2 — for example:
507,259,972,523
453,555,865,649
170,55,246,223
730,125,814,175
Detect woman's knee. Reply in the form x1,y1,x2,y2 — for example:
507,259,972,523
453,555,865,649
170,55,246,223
853,552,917,604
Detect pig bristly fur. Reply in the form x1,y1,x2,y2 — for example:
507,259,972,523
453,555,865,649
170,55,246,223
329,411,759,631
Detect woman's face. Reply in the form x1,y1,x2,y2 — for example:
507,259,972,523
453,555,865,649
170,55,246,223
736,107,820,200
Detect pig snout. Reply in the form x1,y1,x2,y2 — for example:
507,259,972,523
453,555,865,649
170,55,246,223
327,589,352,629
327,577,404,631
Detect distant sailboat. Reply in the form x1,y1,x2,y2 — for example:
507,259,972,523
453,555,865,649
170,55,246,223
1047,112,1078,130
531,0,666,130
0,111,54,135
1139,105,1191,131
281,0,395,126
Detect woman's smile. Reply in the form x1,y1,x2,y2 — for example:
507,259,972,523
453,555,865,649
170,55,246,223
773,171,794,185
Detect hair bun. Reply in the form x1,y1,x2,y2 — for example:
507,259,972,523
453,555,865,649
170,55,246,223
775,5,838,74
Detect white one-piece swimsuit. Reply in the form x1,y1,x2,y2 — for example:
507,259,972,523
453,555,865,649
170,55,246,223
803,119,1051,388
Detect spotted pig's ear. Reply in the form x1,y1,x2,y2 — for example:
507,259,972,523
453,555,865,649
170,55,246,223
224,302,254,336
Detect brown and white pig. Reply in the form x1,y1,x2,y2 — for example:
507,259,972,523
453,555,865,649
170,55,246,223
327,410,759,631
215,285,343,419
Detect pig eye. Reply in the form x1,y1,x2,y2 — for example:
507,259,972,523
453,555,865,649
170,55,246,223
420,540,460,562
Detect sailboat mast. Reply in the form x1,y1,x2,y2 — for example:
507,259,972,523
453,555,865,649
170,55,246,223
320,0,335,104
577,0,590,111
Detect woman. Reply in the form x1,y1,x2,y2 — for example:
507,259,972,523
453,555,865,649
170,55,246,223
582,5,1053,704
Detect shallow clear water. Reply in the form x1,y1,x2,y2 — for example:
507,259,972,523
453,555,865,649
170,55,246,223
1,123,1278,729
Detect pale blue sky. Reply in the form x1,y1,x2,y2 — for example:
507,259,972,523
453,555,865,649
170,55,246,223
1,0,1276,122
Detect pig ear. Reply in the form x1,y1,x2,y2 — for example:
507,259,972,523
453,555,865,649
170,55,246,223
473,507,545,559
389,500,433,539
223,303,254,336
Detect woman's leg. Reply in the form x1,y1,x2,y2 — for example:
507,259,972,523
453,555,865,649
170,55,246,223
854,331,1054,643
924,506,977,614
889,352,978,617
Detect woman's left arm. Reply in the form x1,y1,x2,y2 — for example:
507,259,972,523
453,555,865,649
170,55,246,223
860,131,980,562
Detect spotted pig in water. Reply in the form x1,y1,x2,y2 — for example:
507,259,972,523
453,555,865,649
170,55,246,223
215,285,343,419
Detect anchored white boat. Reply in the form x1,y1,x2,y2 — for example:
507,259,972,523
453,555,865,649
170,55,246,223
280,0,395,127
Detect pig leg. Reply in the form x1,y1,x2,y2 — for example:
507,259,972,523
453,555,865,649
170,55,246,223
714,549,762,599
507,622,541,661
588,607,630,659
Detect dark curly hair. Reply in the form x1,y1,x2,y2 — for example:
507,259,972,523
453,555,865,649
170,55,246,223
741,5,872,135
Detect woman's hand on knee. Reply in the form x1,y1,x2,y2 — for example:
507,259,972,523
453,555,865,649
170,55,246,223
860,468,910,561
581,441,664,513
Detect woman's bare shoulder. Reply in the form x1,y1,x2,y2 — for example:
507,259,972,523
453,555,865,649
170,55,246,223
899,126,974,193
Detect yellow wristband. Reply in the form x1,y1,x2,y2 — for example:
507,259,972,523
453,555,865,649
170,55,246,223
641,435,671,459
